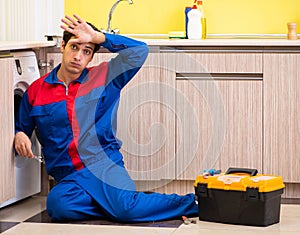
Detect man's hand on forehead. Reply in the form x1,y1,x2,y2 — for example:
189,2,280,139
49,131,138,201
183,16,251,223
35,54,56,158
60,14,96,45
61,14,84,31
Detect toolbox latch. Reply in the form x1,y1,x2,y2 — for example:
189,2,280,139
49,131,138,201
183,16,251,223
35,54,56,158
196,183,208,198
246,187,260,200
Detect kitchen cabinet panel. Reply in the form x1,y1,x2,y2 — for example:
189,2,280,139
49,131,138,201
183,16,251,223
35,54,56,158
175,50,263,74
176,78,263,180
0,58,15,203
45,45,300,197
116,52,176,180
264,52,300,182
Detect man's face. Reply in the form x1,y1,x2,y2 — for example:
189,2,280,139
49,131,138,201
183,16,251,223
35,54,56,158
60,36,95,75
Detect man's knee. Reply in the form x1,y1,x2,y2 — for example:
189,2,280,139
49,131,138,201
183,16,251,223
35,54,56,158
109,191,139,222
46,189,71,221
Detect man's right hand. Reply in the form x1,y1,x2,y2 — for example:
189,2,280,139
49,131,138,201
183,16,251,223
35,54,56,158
60,14,106,45
14,132,34,158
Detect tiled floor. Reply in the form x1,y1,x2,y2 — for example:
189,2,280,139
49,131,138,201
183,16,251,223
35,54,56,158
1,196,300,235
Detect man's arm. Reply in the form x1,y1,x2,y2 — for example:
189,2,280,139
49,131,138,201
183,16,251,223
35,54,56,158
100,34,149,89
61,14,149,89
14,92,35,158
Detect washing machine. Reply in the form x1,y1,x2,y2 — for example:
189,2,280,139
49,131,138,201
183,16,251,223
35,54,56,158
0,51,42,208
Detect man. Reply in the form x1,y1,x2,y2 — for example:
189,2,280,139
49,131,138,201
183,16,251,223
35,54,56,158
14,14,198,222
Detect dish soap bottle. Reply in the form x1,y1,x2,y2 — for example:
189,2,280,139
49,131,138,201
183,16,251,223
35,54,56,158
187,0,206,39
187,2,202,39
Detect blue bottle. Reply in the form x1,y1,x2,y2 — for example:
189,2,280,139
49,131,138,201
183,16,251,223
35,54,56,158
185,7,192,39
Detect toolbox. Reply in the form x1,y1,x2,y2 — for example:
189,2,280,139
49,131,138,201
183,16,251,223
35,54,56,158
194,168,285,226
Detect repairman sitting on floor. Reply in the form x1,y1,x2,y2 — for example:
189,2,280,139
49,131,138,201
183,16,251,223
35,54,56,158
13,14,198,222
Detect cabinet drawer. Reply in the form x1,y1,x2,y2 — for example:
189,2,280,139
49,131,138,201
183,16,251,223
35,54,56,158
174,51,263,74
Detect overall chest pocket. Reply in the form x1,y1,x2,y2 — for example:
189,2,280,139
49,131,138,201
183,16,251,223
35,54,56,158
30,106,53,143
30,103,70,144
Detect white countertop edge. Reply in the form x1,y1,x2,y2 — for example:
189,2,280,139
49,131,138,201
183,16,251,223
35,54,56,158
136,38,300,46
123,33,300,46
1,38,300,52
0,41,56,52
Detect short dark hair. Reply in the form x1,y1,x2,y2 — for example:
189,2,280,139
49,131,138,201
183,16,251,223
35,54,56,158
62,22,101,54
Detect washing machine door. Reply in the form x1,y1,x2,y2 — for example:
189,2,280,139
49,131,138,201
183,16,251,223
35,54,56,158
14,81,41,168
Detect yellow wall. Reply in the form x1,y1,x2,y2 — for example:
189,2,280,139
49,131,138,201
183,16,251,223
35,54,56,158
65,0,300,35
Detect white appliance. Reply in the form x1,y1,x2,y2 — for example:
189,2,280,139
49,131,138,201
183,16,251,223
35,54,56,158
0,51,41,208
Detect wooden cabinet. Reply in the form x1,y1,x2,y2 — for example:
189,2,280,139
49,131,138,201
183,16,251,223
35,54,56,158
172,50,263,179
0,58,15,203
176,79,263,179
116,52,176,180
174,49,263,74
264,52,300,183
46,47,300,196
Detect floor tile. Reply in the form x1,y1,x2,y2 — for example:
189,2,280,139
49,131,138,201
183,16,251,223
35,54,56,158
1,196,300,235
173,225,300,235
0,196,46,222
2,222,176,235
25,210,183,228
171,204,300,235
0,222,20,234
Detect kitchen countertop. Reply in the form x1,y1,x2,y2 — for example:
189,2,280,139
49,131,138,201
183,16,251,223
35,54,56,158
2,38,300,54
134,38,300,47
0,41,56,52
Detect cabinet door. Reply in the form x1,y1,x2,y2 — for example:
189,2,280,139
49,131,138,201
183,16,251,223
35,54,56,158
264,53,300,182
0,58,15,203
174,50,263,180
176,79,263,179
117,52,176,181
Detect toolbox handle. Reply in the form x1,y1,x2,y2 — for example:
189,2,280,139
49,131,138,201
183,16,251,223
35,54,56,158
225,167,258,176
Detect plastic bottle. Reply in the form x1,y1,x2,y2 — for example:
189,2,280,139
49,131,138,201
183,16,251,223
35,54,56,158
187,3,202,39
197,0,206,39
185,6,192,39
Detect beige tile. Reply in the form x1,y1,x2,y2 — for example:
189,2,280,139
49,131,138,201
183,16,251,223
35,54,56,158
171,204,300,235
2,223,176,235
0,196,46,222
173,225,300,235
275,205,300,232
1,197,299,235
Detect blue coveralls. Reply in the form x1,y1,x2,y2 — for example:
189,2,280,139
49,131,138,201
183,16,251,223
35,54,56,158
15,33,198,222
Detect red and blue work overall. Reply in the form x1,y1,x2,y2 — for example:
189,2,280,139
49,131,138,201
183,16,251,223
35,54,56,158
15,34,198,222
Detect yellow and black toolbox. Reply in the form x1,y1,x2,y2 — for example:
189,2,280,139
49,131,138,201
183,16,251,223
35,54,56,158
194,168,285,226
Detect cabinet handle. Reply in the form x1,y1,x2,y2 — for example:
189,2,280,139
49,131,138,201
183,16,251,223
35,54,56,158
160,46,263,53
176,73,263,81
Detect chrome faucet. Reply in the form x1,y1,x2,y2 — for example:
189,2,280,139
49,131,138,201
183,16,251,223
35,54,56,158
105,0,133,34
